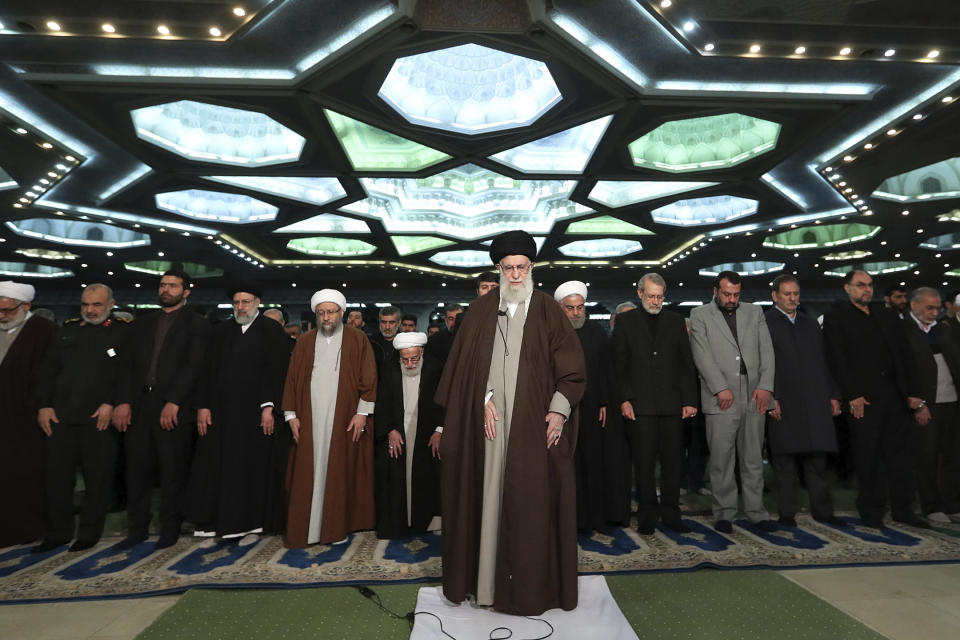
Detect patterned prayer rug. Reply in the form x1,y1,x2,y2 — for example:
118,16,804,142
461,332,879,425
3,514,960,604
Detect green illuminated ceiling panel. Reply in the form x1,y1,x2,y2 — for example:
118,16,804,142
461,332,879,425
937,209,960,222
287,237,377,257
558,239,642,258
825,261,916,277
699,261,784,277
629,113,781,173
125,261,223,278
391,236,456,256
873,157,960,202
763,223,881,249
323,109,451,171
15,248,78,260
489,115,613,174
566,215,653,235
588,180,717,208
273,214,370,234
920,232,960,250
823,250,873,261
5,219,151,248
0,261,73,278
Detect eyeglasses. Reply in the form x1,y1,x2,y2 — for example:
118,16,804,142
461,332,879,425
0,302,24,315
400,355,422,365
316,309,341,317
499,262,531,275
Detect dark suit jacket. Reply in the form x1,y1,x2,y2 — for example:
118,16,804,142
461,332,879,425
903,316,960,405
117,307,212,415
942,315,960,346
612,307,697,416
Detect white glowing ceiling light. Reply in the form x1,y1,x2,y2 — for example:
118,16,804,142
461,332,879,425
937,209,960,223
651,195,758,227
873,157,960,202
391,236,456,256
155,189,278,223
273,213,370,234
378,43,563,135
5,219,151,248
588,180,717,208
130,100,305,166
823,250,873,261
0,261,73,278
125,261,223,278
920,232,960,250
0,166,17,190
15,248,78,260
699,261,784,277
340,164,593,240
566,215,653,235
824,261,916,277
204,175,346,207
429,250,491,268
489,115,613,173
286,237,377,257
558,238,643,258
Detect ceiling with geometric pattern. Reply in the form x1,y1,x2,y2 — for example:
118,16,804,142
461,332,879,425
2,0,960,302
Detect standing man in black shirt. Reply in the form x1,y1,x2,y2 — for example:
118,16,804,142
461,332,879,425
823,270,929,528
33,284,130,552
112,269,211,549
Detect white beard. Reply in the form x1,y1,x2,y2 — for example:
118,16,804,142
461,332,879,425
402,361,422,378
641,299,661,315
499,271,533,305
570,316,586,329
234,311,255,326
0,306,28,331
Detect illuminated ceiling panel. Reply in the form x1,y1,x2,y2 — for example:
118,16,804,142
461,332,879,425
130,100,305,166
273,214,370,234
558,238,643,257
6,219,151,248
651,195,758,227
763,223,881,249
588,180,717,208
155,189,278,223
0,261,73,278
937,209,960,223
825,261,917,277
15,248,78,260
323,109,451,171
429,250,491,268
920,232,960,250
873,157,960,202
125,261,224,278
391,236,456,256
489,115,613,173
341,164,593,240
699,261,785,277
0,166,17,190
204,175,346,207
629,113,781,173
378,43,562,135
566,215,653,235
823,250,873,261
287,237,377,257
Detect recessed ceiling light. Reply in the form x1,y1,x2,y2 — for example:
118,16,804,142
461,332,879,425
660,0,672,7
41,142,53,149
843,155,854,162
683,21,695,32
749,44,761,53
927,50,940,58
233,7,246,17
913,113,924,120
839,47,851,56
884,49,896,57
704,43,715,52
101,24,115,33
942,96,953,103
15,127,27,134
902,210,910,215
794,46,806,55
65,155,76,162
209,26,222,37
825,166,833,172
887,129,897,135
863,143,873,149
46,21,61,31
157,24,170,35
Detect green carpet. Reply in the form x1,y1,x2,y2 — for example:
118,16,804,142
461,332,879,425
135,571,885,640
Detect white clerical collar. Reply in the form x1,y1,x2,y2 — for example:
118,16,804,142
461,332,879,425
500,290,533,319
775,305,797,324
239,310,259,333
910,311,935,334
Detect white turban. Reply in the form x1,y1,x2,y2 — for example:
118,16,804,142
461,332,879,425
310,288,346,311
393,332,428,350
0,281,36,303
553,280,588,303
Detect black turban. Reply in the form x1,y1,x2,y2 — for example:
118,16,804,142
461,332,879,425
226,280,263,300
489,230,537,265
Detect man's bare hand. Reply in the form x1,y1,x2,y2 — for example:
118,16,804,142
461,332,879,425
197,408,212,436
91,403,113,431
716,389,734,411
159,402,179,430
849,396,870,419
545,411,565,449
429,431,442,459
289,417,301,444
769,399,782,421
620,401,635,421
38,407,58,437
682,405,697,419
388,429,404,458
261,407,275,436
915,405,932,426
830,399,841,417
599,406,607,428
752,389,772,414
112,403,132,432
484,400,499,440
346,414,366,442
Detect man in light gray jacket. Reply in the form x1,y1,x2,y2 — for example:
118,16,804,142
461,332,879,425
690,270,776,533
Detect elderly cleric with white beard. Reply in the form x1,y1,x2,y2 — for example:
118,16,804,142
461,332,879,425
435,230,586,615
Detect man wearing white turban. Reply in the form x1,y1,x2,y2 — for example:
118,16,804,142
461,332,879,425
374,332,444,538
0,281,57,547
281,289,377,547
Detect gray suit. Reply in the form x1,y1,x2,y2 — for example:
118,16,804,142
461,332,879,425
689,301,775,523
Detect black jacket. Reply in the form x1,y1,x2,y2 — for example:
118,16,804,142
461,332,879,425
902,316,960,406
612,307,698,416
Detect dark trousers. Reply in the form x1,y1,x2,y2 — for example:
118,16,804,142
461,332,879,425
683,412,708,491
850,384,916,521
125,391,195,539
43,420,119,543
916,401,960,514
627,415,683,529
771,452,834,520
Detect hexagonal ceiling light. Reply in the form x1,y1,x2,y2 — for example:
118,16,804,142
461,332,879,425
429,250,491,268
0,261,73,278
489,115,613,173
204,176,346,207
699,261,784,277
340,163,593,240
323,109,451,171
588,180,717,208
14,248,78,260
391,236,456,256
558,238,643,258
5,219,151,248
378,43,562,135
130,100,305,166
155,189,278,224
286,237,377,257
763,223,880,249
824,261,916,277
273,214,370,234
872,157,960,202
565,215,653,235
651,195,758,227
0,166,17,190
920,232,960,250
125,261,224,278
629,113,781,173
823,250,873,261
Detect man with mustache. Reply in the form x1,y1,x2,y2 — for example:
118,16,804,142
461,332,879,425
281,289,377,547
436,230,586,615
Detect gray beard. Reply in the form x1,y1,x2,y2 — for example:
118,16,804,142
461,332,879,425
640,300,661,315
0,307,28,331
320,323,340,337
85,312,110,326
401,362,422,378
234,312,255,326
499,272,533,305
570,316,586,329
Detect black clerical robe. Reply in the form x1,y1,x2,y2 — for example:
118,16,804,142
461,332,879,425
184,313,291,536
374,354,444,538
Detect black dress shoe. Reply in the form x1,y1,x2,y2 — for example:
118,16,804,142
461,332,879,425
714,519,733,533
813,515,847,527
116,533,148,550
69,539,98,552
30,540,67,554
155,533,179,549
752,520,778,532
893,515,932,529
636,524,655,536
859,517,885,529
778,516,798,527
662,519,692,534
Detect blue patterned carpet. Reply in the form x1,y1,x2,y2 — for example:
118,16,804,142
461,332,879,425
2,514,959,604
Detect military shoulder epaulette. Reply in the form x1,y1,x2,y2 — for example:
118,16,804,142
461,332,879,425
64,317,82,325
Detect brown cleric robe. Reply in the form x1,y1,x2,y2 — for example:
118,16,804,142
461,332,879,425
436,289,586,615
281,324,377,547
